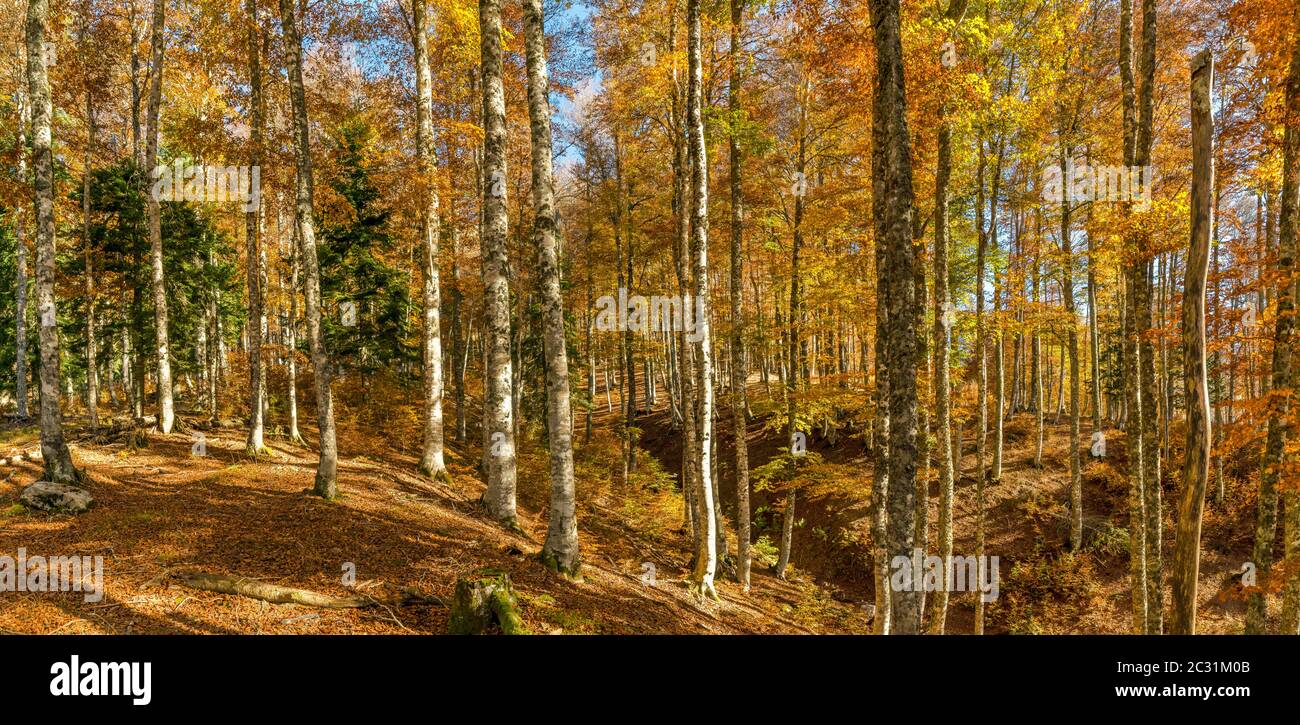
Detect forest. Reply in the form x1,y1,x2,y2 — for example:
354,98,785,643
0,0,1297,638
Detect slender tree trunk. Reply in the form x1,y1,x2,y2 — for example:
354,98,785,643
26,0,79,483
1247,39,1298,640
15,76,29,420
1060,141,1082,551
927,64,958,633
245,0,267,455
1088,215,1102,445
1169,51,1214,635
144,0,174,434
452,220,467,444
914,223,930,623
584,190,595,444
989,138,1005,485
872,265,891,631
685,0,717,599
522,0,579,576
777,81,807,581
667,0,702,554
285,206,303,444
412,0,446,477
728,0,751,592
1135,0,1163,634
974,142,989,633
477,0,518,525
1116,0,1150,632
1033,222,1044,468
83,83,98,429
1275,2,1300,634
279,0,338,498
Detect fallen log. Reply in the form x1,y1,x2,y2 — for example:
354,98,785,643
171,572,444,609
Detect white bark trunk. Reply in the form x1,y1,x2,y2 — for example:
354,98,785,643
279,0,338,497
245,0,267,455
477,0,517,525
144,0,174,434
686,0,717,599
412,0,446,477
26,0,79,483
523,0,579,575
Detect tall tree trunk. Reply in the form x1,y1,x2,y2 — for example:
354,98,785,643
14,23,30,420
1276,1,1300,635
926,31,959,629
989,137,1005,485
728,0,751,592
974,142,989,633
1117,0,1149,633
1169,50,1214,635
685,0,717,599
452,218,467,444
1033,215,1044,468
129,0,142,168
1135,0,1163,634
777,78,808,582
1247,19,1298,637
477,0,518,525
871,205,891,632
667,0,702,556
1059,141,1082,552
583,182,595,445
914,221,930,622
245,0,267,455
144,0,174,434
1088,213,1102,444
869,0,921,634
285,205,303,444
83,81,98,429
523,0,579,576
26,0,79,484
279,0,338,498
412,0,446,477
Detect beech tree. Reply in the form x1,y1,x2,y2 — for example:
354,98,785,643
245,0,267,456
1276,0,1300,635
686,0,718,599
869,0,921,634
478,0,518,527
143,0,173,434
728,0,751,592
523,0,579,576
927,0,966,636
411,0,447,479
25,0,79,484
1169,50,1214,635
279,0,338,498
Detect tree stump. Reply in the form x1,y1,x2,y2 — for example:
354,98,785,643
126,428,149,451
448,572,526,635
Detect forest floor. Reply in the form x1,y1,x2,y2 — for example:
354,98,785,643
0,382,1264,634
0,405,873,634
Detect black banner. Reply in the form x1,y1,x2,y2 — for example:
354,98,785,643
0,634,1286,713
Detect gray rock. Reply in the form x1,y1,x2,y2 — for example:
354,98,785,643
20,481,95,514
